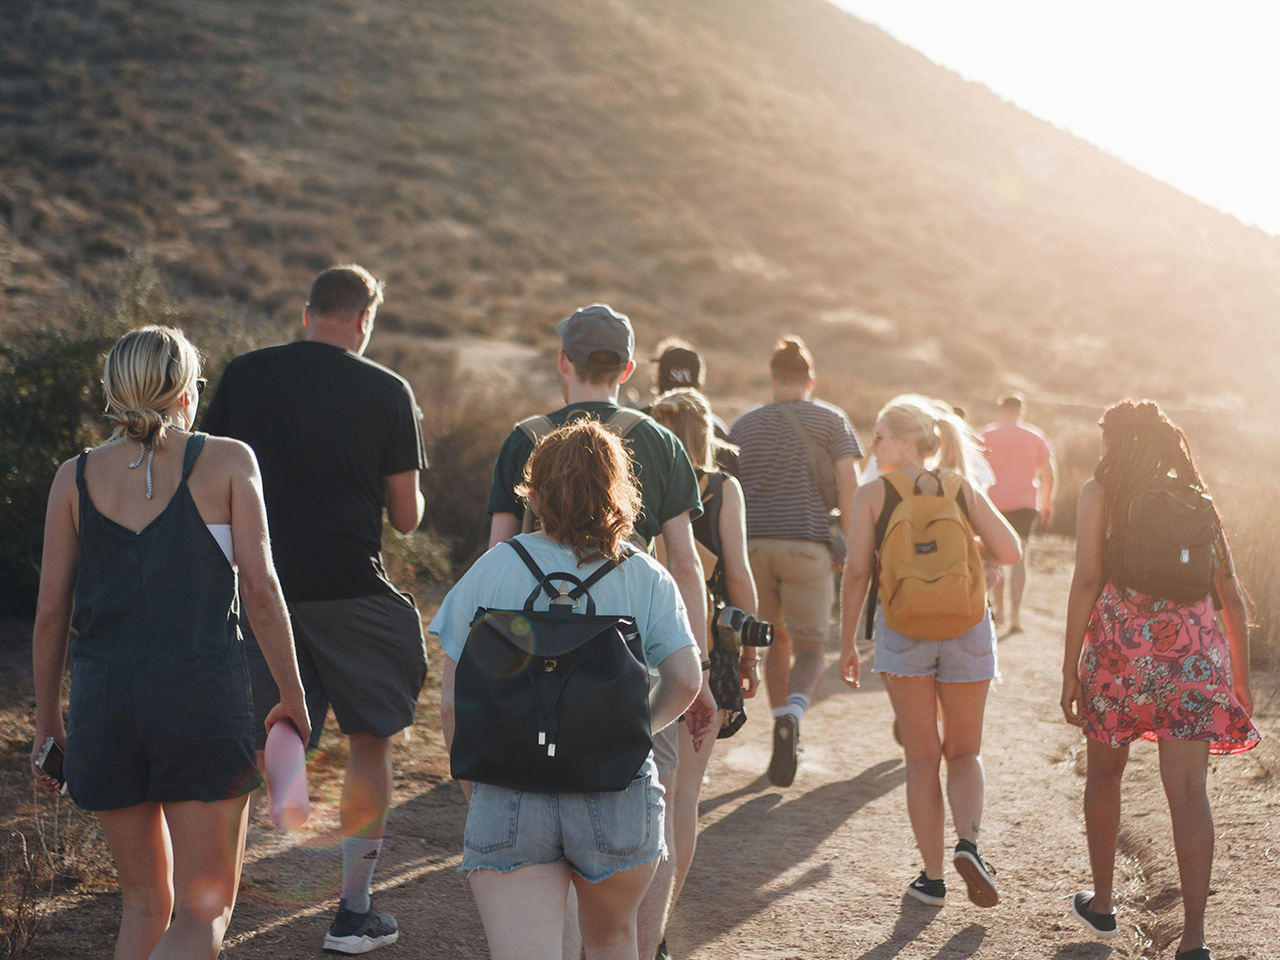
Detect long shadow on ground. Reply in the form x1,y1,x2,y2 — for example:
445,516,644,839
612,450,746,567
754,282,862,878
26,777,484,959
855,914,985,960
226,777,482,958
668,758,904,956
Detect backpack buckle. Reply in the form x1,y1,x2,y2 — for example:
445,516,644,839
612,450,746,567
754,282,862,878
551,582,578,607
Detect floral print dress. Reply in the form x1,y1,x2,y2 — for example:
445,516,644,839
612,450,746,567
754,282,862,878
1079,582,1259,754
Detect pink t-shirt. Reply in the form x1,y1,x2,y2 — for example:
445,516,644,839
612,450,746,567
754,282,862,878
980,421,1052,512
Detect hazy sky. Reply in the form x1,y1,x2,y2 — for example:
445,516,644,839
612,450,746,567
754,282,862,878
830,1,1280,237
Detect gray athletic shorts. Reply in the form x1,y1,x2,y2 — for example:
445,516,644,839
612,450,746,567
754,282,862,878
244,591,428,749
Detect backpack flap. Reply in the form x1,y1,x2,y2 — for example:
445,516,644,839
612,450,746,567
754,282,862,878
474,607,639,660
450,540,652,793
877,471,986,641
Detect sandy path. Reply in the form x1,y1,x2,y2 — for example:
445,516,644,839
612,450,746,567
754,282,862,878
23,537,1277,959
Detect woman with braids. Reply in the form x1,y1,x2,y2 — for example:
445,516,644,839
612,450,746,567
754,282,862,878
1061,400,1258,959
838,395,1021,909
431,419,702,960
30,326,309,960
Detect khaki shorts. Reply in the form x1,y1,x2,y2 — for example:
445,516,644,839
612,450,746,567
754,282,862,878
653,723,679,779
748,538,834,648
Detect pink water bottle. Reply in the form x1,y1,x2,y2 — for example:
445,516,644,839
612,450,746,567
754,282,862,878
264,720,310,829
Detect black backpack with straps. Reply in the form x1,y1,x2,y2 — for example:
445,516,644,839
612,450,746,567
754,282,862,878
451,539,653,793
1119,486,1219,603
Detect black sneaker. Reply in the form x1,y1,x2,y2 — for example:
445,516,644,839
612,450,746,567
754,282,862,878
768,715,799,787
1174,949,1211,960
323,899,400,954
653,935,673,960
1071,892,1118,940
952,841,999,907
906,870,946,906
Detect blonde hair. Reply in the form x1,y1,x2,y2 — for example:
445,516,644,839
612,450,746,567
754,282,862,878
649,388,737,472
877,393,981,482
103,326,201,447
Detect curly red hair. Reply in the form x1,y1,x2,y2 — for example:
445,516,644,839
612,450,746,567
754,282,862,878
516,419,641,564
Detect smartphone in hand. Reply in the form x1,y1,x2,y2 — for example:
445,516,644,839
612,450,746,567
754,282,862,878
35,737,69,796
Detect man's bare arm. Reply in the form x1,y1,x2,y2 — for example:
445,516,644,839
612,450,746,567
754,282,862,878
384,470,424,534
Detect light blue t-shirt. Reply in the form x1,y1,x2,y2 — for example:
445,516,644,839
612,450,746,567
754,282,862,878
429,534,696,668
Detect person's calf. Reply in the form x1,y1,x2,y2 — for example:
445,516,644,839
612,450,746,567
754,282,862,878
788,643,826,705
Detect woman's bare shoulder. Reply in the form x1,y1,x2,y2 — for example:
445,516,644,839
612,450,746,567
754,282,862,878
851,476,886,513
198,435,258,472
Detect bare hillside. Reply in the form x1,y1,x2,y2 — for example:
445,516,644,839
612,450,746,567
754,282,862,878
3,0,1279,407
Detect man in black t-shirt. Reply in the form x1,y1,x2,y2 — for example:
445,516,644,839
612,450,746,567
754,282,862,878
203,265,426,955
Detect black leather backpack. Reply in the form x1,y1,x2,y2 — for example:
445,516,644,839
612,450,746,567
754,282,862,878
1120,486,1219,602
451,539,653,793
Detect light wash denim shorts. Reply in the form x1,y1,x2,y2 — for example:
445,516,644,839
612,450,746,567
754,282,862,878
872,608,999,683
460,755,666,882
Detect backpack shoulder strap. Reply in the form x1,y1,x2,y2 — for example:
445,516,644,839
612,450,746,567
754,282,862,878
866,474,905,638
507,538,555,601
881,470,916,505
605,407,650,439
516,415,557,446
936,470,972,521
507,537,620,614
573,551,623,597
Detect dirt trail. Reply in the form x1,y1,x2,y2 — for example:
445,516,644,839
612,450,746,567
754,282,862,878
19,538,1279,959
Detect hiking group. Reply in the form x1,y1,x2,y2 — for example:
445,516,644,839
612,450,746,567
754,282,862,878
29,265,1259,960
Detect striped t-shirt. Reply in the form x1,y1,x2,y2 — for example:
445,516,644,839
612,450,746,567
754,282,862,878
730,399,864,543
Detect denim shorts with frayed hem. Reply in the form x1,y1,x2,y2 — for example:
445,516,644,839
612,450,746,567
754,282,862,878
872,608,999,683
460,755,666,883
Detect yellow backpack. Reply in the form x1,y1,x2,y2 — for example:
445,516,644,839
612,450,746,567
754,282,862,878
875,470,986,641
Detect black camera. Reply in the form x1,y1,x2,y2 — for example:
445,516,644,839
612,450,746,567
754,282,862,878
714,604,773,648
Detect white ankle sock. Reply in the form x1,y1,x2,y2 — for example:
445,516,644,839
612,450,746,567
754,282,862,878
341,837,382,914
785,693,810,722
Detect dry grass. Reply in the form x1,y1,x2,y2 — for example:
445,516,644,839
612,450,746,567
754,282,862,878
0,784,113,960
0,826,48,960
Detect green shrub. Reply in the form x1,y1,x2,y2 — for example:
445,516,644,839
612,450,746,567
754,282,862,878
0,316,125,614
0,262,276,614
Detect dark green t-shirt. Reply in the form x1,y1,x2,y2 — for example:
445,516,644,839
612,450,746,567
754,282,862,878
487,402,702,545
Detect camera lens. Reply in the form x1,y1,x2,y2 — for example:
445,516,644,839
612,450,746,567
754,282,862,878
741,618,773,647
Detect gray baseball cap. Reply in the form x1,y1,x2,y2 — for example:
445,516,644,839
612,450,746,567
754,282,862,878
556,303,634,367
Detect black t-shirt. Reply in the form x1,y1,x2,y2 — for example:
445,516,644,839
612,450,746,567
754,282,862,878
202,341,427,601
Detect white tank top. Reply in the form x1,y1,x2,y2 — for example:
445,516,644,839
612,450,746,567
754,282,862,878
207,524,233,564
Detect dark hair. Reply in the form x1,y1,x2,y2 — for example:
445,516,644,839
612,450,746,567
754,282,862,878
516,420,641,564
998,392,1025,412
307,264,384,320
1095,399,1225,587
569,359,626,387
769,336,814,384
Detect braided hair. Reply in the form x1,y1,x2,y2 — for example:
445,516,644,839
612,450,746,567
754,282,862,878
1095,399,1224,587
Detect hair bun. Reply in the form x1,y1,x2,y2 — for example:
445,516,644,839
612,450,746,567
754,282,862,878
108,407,165,445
